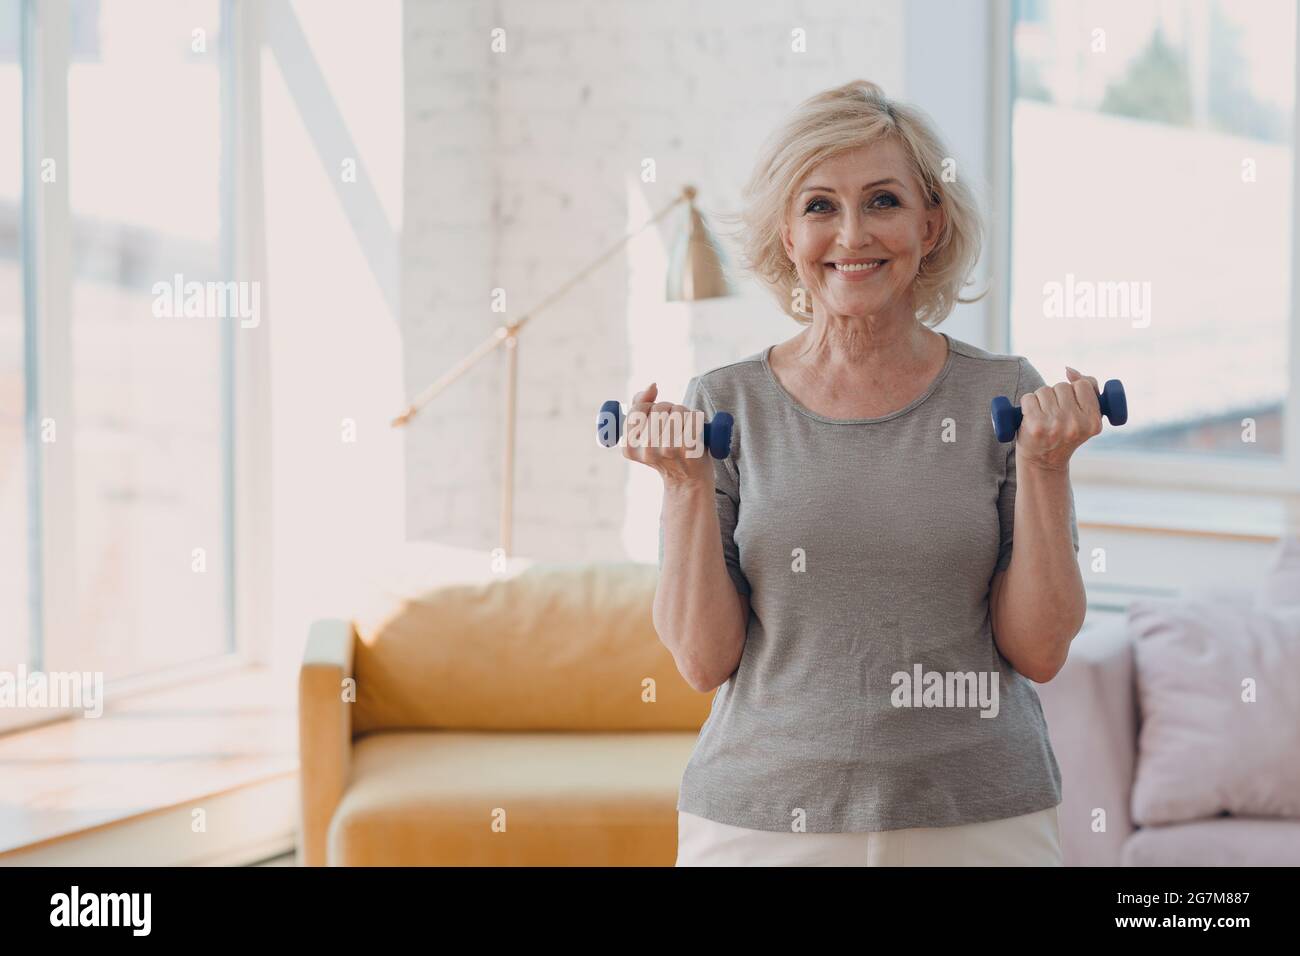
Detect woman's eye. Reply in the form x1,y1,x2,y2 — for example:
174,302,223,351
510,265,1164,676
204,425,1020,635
804,193,898,214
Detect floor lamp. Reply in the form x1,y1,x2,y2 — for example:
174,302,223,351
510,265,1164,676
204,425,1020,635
391,185,734,557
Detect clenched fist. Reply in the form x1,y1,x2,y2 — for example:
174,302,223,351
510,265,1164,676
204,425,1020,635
1016,366,1104,472
621,383,714,488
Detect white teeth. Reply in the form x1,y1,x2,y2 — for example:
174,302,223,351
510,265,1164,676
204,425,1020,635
833,260,883,272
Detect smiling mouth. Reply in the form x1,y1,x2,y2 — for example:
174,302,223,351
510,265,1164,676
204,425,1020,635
826,259,887,274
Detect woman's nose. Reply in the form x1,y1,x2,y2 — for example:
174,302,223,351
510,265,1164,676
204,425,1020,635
838,207,874,250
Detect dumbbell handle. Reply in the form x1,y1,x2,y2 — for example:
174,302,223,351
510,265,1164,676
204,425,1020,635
991,378,1128,443
597,399,734,460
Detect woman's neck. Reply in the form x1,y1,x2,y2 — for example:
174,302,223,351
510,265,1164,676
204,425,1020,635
786,314,936,376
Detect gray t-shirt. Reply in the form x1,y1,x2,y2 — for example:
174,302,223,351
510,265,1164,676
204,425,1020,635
657,331,1079,833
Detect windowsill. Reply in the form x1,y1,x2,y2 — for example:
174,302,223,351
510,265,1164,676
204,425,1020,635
0,664,296,861
1074,480,1300,542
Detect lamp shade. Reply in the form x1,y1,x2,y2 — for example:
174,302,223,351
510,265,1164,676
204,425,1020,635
666,188,733,301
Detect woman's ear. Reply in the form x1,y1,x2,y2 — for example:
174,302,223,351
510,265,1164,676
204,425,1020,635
779,219,794,260
921,202,947,259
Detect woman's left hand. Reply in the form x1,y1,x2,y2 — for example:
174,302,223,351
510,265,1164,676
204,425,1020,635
1016,366,1104,472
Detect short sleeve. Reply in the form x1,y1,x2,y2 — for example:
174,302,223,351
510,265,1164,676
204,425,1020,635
994,357,1081,572
658,375,752,598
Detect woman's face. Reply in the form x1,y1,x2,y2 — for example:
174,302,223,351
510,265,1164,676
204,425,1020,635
781,139,944,322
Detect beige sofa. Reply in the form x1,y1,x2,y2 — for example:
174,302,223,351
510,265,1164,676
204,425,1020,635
297,561,711,866
306,558,1246,866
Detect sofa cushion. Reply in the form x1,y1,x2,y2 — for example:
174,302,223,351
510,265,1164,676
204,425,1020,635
327,730,696,865
1129,597,1300,826
1035,617,1138,867
1257,534,1300,610
1122,817,1300,866
351,561,713,733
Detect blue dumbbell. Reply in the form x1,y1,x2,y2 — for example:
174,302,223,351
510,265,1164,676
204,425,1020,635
991,379,1127,443
597,399,733,460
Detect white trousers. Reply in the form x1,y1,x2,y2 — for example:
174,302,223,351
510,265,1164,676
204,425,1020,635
675,805,1063,866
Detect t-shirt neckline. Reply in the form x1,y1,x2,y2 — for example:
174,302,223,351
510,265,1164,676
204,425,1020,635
759,330,955,425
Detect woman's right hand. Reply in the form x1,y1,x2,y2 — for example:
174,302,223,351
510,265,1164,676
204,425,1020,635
621,383,714,488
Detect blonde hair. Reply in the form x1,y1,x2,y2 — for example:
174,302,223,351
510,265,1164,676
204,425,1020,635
718,79,986,326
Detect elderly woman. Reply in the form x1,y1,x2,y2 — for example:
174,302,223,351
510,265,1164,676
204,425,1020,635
630,80,1102,866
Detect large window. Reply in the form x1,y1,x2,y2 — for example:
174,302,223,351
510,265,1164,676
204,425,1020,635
1010,0,1295,461
2,0,236,705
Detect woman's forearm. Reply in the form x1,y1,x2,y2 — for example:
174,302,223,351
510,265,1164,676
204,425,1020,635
991,452,1087,682
653,478,747,692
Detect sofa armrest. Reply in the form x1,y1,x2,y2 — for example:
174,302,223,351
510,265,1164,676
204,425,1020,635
1036,615,1139,867
297,618,355,866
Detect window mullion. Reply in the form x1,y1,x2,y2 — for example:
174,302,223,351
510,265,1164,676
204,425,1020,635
23,0,73,675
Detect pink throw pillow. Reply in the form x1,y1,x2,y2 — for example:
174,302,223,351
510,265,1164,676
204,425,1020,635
1129,596,1300,825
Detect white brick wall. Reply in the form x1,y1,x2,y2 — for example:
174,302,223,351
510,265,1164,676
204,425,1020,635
402,0,904,560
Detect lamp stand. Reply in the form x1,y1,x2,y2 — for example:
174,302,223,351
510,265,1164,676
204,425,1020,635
392,185,720,558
